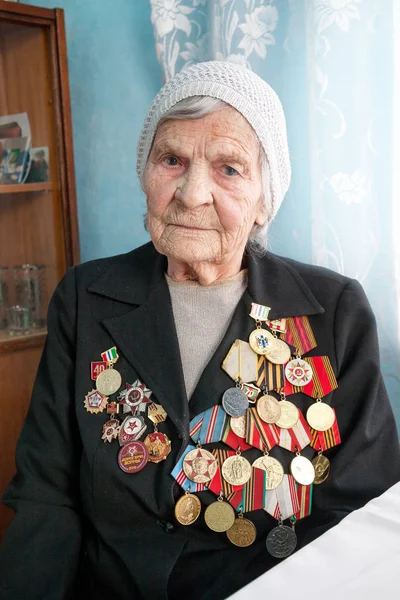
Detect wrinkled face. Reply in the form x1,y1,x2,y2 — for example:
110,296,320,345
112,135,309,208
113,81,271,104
143,106,266,266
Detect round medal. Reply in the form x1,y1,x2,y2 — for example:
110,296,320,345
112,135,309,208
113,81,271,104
221,455,252,486
290,455,315,485
143,431,172,463
174,493,201,526
265,338,291,365
96,368,122,396
249,328,274,356
204,499,236,533
306,402,335,431
252,455,284,490
119,415,146,445
256,394,281,424
285,358,313,387
226,515,257,547
118,440,148,474
266,525,297,558
312,453,331,484
275,400,299,429
124,385,144,407
222,387,249,417
230,415,247,439
182,448,218,484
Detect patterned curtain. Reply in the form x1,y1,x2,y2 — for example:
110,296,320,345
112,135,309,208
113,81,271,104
149,0,400,430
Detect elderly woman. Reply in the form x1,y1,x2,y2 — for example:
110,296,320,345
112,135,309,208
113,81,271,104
1,62,399,600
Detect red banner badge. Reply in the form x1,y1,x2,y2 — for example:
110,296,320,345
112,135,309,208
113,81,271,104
246,407,279,451
283,356,338,399
309,408,341,451
277,408,312,452
280,316,317,356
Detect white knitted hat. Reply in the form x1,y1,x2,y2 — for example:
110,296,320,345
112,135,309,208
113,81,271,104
137,61,291,220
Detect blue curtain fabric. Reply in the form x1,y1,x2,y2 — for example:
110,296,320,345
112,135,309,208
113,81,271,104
149,0,400,430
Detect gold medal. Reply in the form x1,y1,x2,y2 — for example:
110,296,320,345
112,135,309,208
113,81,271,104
290,454,315,485
249,328,275,356
182,448,218,484
204,496,236,532
96,367,122,396
256,394,281,424
252,454,284,490
312,452,331,484
230,415,247,439
143,432,172,463
226,512,257,547
307,400,335,431
84,389,108,414
221,453,252,486
174,491,202,526
275,400,299,429
265,338,291,365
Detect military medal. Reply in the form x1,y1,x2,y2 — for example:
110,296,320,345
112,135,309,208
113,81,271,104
275,394,299,429
183,448,218,484
222,386,249,417
221,450,252,486
256,393,281,424
226,510,257,547
96,346,122,396
309,407,341,451
284,356,338,399
147,402,167,424
264,336,291,366
285,358,313,387
143,431,172,463
290,452,315,486
222,339,259,383
171,445,209,492
204,493,236,533
252,453,284,490
118,380,152,412
306,398,335,431
84,389,108,414
101,419,120,443
312,451,331,484
118,415,147,445
230,415,247,439
249,328,274,356
174,490,202,526
118,440,148,473
266,518,297,558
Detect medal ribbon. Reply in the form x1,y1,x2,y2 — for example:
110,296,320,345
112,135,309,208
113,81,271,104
246,407,279,451
101,346,118,363
189,413,204,444
280,316,317,356
283,356,338,399
209,449,244,496
256,356,285,391
249,303,271,321
295,483,313,520
228,466,267,512
277,409,312,451
222,420,252,451
309,408,341,450
264,474,300,520
198,406,228,445
171,444,208,492
266,318,287,333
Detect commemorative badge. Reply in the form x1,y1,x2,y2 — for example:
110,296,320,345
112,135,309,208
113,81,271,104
118,440,148,474
84,389,108,414
118,415,147,446
101,419,120,443
143,431,172,463
118,379,152,412
96,346,122,396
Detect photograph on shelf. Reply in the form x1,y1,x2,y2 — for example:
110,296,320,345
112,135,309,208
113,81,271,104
26,146,49,183
0,112,32,184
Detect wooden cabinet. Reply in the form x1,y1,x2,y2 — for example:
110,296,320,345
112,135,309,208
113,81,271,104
0,1,79,541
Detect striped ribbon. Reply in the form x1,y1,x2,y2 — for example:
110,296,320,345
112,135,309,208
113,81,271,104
256,355,285,391
101,346,118,363
277,408,312,451
222,420,252,451
246,407,279,451
228,466,267,513
266,318,287,333
189,413,204,444
264,474,300,520
295,483,313,520
280,316,317,356
198,406,228,444
209,449,244,496
249,303,271,321
284,356,338,399
310,408,341,450
170,444,208,492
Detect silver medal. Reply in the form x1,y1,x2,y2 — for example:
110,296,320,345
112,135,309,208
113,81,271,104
266,525,297,558
222,387,249,417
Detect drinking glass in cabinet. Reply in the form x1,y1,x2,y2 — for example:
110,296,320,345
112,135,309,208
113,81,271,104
13,264,47,329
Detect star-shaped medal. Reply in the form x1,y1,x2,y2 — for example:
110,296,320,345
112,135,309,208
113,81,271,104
182,448,218,484
118,379,152,412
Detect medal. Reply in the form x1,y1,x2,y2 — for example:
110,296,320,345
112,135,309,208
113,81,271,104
283,356,338,399
183,448,218,484
264,475,300,520
84,389,108,414
96,367,122,396
222,420,252,452
147,402,167,424
208,449,244,496
222,339,259,383
309,408,341,451
101,419,120,443
118,440,148,473
312,451,330,484
306,398,335,431
230,415,247,439
174,491,202,526
266,519,297,558
275,395,299,429
119,415,147,445
222,387,249,417
171,445,209,492
277,408,311,451
290,453,315,486
256,394,281,424
118,379,152,412
285,358,313,387
226,511,257,547
240,382,260,403
91,361,107,381
249,328,274,356
264,337,291,365
143,431,172,463
252,453,284,490
221,451,252,486
204,493,236,533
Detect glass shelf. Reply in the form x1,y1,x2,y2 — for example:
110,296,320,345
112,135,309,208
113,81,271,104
0,182,55,194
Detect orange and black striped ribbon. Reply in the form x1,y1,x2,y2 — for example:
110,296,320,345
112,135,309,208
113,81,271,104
246,407,279,451
210,449,244,496
256,355,285,391
280,316,317,356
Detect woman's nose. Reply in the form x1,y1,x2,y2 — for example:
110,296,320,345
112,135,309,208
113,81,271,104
175,166,213,209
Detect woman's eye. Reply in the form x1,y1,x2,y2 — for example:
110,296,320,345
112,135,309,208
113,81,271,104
223,165,239,177
164,156,179,166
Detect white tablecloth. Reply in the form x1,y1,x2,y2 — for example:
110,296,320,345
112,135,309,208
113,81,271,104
228,481,400,599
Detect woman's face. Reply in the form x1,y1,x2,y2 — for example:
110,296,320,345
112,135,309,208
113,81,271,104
143,106,267,266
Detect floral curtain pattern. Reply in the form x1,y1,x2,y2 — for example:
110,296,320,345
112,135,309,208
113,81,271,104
149,0,400,429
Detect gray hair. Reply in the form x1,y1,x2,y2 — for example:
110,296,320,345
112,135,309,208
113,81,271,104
144,95,271,253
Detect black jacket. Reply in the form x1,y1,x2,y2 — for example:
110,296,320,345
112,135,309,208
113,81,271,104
1,242,399,600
